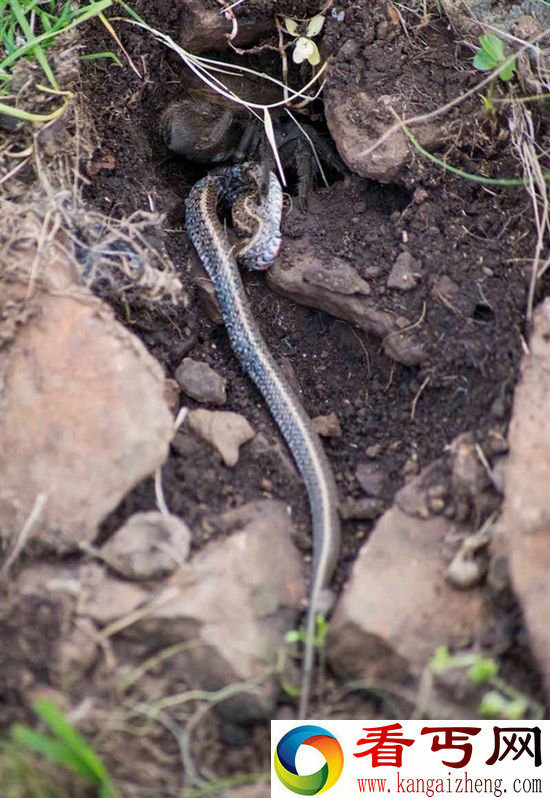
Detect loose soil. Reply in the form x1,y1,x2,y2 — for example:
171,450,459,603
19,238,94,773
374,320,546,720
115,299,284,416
2,0,548,794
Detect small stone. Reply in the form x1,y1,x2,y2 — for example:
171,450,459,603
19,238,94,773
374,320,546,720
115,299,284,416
163,378,181,414
402,455,420,478
338,39,360,59
427,497,446,514
175,357,227,405
188,408,254,466
365,444,383,458
313,412,342,438
196,279,223,324
450,433,490,499
356,462,386,496
490,396,507,420
447,549,487,590
485,433,508,456
387,252,421,291
376,21,388,39
512,15,541,41
413,187,428,204
431,274,459,303
101,511,192,580
340,497,384,520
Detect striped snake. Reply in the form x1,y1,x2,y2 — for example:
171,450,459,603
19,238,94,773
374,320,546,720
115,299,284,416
185,163,341,718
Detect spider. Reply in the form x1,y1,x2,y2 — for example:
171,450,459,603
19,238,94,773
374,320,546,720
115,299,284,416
160,96,346,207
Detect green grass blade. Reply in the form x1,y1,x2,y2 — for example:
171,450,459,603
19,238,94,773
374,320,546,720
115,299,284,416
80,50,122,66
0,98,67,121
403,125,550,186
0,0,113,72
11,727,98,780
9,0,58,89
114,0,146,24
32,699,110,784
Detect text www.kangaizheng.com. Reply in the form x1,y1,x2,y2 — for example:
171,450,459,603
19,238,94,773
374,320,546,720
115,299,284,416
356,772,543,796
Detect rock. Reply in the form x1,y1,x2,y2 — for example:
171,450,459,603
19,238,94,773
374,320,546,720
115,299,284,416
175,357,227,405
313,412,342,438
101,512,192,580
325,87,442,182
431,274,460,304
492,299,550,694
365,444,383,458
163,378,181,414
179,0,274,53
187,408,254,466
441,1,549,40
196,277,223,324
387,252,421,291
130,501,306,720
76,564,149,625
450,433,487,493
328,466,491,684
395,459,448,519
267,239,427,366
0,290,173,552
54,617,99,684
339,498,385,521
356,462,386,496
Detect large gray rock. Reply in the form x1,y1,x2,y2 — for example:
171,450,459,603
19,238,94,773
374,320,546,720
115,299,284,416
101,512,192,580
492,298,550,695
267,240,427,366
328,465,491,684
0,291,173,552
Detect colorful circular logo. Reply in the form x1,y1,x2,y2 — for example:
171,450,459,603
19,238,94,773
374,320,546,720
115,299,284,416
274,725,344,795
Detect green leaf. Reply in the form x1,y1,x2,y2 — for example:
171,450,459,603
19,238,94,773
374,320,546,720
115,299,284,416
430,645,453,674
468,657,499,684
307,41,321,66
504,698,528,720
478,690,508,718
284,17,298,36
480,33,505,63
306,14,325,38
498,56,516,82
473,50,497,71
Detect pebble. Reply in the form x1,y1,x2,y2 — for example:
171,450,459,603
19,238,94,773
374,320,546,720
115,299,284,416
101,512,192,580
387,252,421,291
163,377,181,414
356,461,386,496
187,408,254,466
175,357,227,405
365,444,383,458
313,412,342,438
340,497,385,520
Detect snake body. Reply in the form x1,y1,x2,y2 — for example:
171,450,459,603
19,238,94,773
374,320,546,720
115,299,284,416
185,164,341,718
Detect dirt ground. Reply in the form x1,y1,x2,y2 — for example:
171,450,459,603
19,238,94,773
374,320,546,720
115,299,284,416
1,0,549,794
83,3,538,556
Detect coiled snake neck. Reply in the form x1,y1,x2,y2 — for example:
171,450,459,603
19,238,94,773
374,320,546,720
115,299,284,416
185,163,341,719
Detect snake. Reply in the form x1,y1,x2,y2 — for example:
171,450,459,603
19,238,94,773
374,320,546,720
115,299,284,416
185,163,341,719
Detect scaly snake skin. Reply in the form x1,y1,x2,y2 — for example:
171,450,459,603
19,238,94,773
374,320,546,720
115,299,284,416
185,163,341,719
